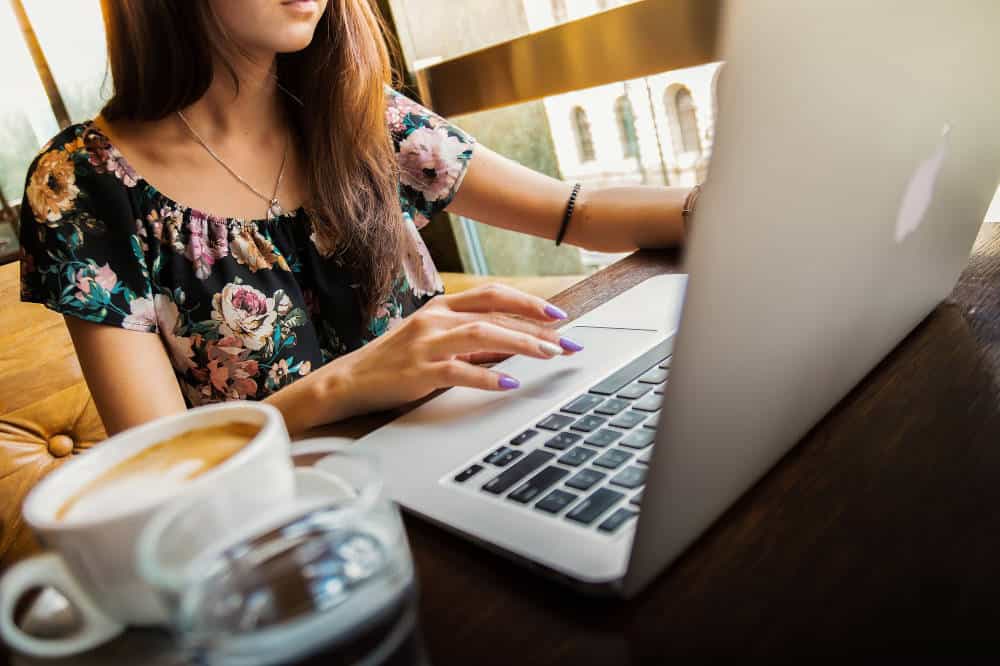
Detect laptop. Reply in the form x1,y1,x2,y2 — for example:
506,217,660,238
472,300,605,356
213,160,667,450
318,1,1000,597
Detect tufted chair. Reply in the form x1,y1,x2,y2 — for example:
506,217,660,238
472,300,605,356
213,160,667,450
0,261,107,569
0,258,582,569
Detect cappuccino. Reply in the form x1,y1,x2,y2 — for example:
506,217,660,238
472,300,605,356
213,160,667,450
56,422,259,523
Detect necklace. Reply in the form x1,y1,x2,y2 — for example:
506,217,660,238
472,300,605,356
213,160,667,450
176,110,289,220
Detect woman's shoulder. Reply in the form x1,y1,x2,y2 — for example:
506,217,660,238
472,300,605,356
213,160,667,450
23,121,141,227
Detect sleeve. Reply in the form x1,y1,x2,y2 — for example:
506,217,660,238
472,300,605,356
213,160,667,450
386,88,476,228
19,137,158,333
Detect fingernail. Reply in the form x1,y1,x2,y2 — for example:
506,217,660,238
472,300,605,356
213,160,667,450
499,375,520,390
559,337,584,352
544,304,568,320
539,340,564,357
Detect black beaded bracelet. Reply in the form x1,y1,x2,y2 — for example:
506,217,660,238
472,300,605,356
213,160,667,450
555,183,581,247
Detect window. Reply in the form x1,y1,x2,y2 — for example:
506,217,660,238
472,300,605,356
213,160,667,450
571,106,596,163
22,0,109,122
614,95,639,159
551,0,568,23
0,0,60,201
666,86,702,156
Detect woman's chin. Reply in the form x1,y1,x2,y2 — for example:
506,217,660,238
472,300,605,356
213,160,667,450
267,30,319,54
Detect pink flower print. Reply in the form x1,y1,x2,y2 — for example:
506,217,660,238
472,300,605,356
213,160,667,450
83,127,138,187
268,358,290,387
73,262,117,302
122,296,157,332
199,336,259,401
396,127,468,202
400,214,443,298
211,283,278,351
386,105,406,135
186,211,229,280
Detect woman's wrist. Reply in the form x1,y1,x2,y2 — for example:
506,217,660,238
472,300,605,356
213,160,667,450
264,359,356,436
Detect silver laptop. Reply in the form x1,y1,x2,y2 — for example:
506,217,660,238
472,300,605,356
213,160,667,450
318,1,1000,597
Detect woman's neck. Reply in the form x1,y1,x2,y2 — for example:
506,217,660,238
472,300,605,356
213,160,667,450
180,48,286,143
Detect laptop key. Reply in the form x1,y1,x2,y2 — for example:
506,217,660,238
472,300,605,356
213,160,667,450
629,490,643,506
584,429,623,448
620,430,656,449
535,489,579,514
643,411,660,429
510,429,538,446
589,338,673,395
610,411,646,429
658,356,672,369
638,368,669,384
565,468,606,491
593,449,633,470
537,414,575,431
482,450,554,495
610,465,647,489
598,507,638,533
559,446,598,467
483,447,523,466
633,394,662,412
595,398,630,416
571,414,606,433
544,432,581,450
508,466,569,504
617,383,652,400
454,464,483,483
654,385,666,395
562,394,605,414
566,488,625,525
637,449,653,465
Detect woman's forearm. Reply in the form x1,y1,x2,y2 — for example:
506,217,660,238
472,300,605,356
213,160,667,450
263,359,355,437
569,185,689,252
448,146,690,252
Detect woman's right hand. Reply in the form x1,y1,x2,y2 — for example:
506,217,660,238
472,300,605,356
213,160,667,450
288,283,584,430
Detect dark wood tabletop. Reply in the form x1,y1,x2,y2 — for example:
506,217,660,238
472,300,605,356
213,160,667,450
13,225,1000,665
405,223,1000,662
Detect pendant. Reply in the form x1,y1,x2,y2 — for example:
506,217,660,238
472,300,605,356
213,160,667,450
267,198,283,221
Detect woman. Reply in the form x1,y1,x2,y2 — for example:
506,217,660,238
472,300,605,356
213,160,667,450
19,0,691,436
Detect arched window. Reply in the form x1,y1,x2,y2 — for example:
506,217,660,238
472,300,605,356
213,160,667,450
571,106,596,163
665,86,702,156
551,0,568,22
614,95,639,159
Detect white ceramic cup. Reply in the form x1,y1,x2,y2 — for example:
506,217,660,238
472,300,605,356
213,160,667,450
0,402,295,658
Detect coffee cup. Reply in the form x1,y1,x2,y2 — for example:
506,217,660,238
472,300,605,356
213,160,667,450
0,402,295,658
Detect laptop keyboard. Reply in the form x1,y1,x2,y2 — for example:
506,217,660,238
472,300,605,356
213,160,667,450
449,337,672,535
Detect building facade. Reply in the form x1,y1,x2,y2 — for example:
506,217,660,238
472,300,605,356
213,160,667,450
526,0,720,190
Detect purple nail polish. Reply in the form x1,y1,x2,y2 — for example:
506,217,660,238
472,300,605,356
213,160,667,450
559,337,584,352
544,304,568,320
499,375,520,390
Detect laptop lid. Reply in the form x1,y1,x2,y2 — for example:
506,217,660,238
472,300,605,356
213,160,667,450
625,0,1000,596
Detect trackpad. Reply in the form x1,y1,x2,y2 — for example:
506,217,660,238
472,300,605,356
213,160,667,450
495,326,659,399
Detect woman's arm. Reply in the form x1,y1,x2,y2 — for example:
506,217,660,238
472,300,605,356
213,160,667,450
447,145,690,252
65,318,188,436
68,284,579,437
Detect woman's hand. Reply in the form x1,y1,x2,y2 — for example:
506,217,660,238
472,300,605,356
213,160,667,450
268,283,584,433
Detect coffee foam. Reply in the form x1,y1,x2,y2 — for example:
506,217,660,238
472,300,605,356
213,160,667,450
60,460,205,523
55,422,258,524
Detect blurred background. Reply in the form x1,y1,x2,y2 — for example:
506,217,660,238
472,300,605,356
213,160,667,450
1,0,997,277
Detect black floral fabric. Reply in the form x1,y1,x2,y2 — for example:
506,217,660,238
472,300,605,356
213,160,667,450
19,89,475,405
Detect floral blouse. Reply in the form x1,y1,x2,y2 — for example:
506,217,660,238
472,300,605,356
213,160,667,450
19,90,475,406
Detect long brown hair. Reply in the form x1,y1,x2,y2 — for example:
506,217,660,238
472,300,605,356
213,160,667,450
100,0,402,316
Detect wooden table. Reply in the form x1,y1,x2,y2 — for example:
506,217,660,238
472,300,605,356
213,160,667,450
13,224,1000,663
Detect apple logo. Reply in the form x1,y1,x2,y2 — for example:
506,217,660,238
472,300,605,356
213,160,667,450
895,124,950,243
